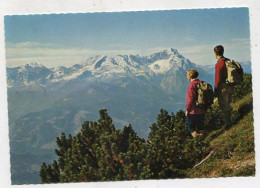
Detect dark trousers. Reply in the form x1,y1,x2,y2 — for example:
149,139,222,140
187,114,205,134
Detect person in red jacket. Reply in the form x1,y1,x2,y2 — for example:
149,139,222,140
185,69,206,138
214,45,233,129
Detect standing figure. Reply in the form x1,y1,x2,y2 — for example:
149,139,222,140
214,45,233,129
185,69,206,138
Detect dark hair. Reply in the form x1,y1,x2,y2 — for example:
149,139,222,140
214,45,224,56
186,69,199,79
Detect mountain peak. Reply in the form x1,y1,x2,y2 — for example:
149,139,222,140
150,48,180,57
25,62,45,68
164,48,179,55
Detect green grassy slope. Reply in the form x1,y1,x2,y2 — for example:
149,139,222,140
188,93,255,178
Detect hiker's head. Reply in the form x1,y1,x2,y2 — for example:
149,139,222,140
214,45,224,58
186,69,199,82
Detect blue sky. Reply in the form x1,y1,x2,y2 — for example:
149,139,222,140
4,8,251,67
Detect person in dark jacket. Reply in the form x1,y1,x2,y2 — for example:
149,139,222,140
214,45,233,129
185,69,206,138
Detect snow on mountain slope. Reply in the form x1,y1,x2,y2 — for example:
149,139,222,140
148,49,198,75
6,48,203,87
7,62,52,87
149,59,172,74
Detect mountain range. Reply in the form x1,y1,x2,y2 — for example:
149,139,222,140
6,48,250,184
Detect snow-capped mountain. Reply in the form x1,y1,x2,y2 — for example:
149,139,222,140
7,48,204,88
7,48,212,137
7,62,52,87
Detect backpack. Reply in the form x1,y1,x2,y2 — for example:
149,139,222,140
196,81,214,109
225,60,244,85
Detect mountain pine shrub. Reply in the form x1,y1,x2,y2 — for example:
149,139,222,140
40,73,252,183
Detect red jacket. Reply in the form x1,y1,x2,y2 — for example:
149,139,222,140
215,57,229,91
185,79,206,114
